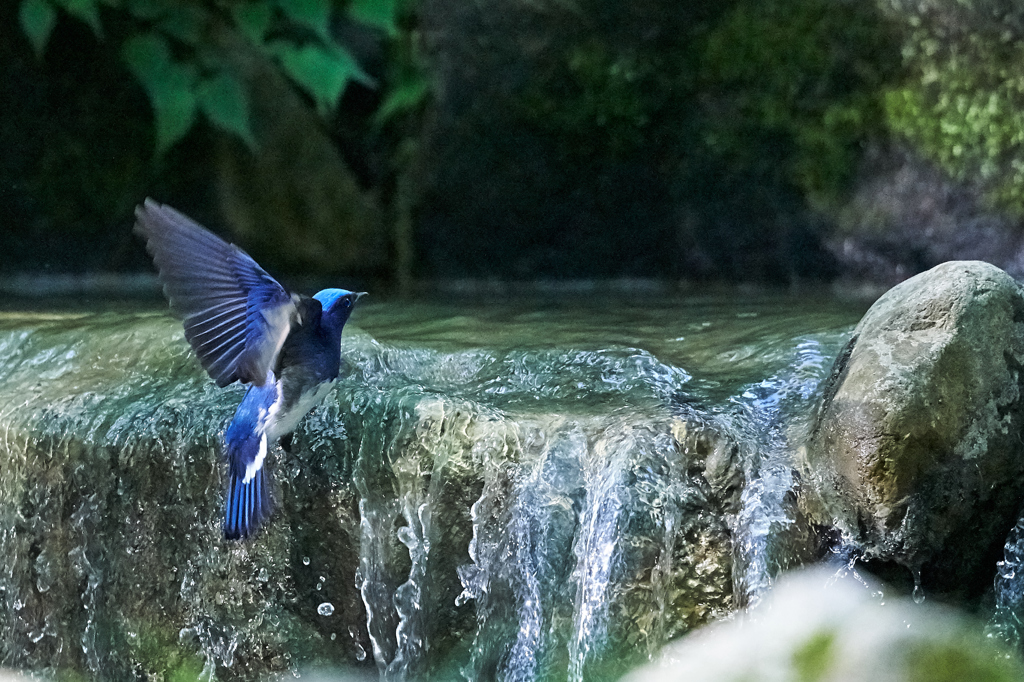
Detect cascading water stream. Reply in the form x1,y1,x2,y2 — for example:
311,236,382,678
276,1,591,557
0,299,870,681
342,331,850,681
989,516,1024,648
725,338,837,607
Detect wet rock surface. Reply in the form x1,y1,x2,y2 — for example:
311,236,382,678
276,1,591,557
803,261,1024,595
830,145,1024,286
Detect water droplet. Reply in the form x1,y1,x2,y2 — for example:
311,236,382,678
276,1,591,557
355,642,367,661
302,556,310,566
317,602,335,616
330,633,337,641
257,567,269,582
397,525,417,547
911,566,925,604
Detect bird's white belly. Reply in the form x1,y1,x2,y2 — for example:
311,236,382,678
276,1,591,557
265,379,336,441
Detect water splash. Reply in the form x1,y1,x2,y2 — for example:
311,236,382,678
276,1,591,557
453,406,734,681
988,515,1024,648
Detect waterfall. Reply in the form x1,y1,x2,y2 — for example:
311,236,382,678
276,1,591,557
727,337,835,607
989,516,1024,648
0,304,860,680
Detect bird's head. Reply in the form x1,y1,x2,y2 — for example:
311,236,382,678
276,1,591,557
313,289,365,330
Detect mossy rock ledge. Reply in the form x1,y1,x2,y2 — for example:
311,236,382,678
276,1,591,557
802,260,1024,596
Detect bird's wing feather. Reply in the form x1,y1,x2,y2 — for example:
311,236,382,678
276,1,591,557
295,295,323,328
273,296,323,375
134,198,296,387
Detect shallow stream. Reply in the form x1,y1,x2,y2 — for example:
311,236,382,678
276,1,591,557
0,293,879,680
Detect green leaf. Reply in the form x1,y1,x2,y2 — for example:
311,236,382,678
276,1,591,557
349,0,397,36
55,0,102,37
269,40,374,113
123,32,172,88
126,0,172,20
232,1,272,44
158,6,206,45
197,72,257,150
149,63,198,154
375,76,428,124
275,0,331,41
123,33,198,154
20,0,57,57
339,44,375,88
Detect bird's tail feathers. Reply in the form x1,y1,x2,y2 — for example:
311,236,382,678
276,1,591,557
225,465,273,540
224,427,274,540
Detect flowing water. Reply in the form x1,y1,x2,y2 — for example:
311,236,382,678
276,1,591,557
0,292,873,680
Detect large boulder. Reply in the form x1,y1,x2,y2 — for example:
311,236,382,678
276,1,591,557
802,260,1024,595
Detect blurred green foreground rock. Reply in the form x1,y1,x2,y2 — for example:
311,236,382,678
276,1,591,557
624,566,1024,682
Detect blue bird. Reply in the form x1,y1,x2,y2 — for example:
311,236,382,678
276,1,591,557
134,199,364,540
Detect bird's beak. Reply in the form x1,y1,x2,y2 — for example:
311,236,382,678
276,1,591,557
354,292,368,301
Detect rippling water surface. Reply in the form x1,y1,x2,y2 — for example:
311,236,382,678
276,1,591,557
353,293,867,398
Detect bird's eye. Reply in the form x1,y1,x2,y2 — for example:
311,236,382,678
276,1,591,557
340,298,351,308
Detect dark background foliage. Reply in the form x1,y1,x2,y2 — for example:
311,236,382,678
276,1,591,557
4,0,1024,290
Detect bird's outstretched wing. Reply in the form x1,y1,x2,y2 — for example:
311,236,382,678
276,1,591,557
134,198,297,387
